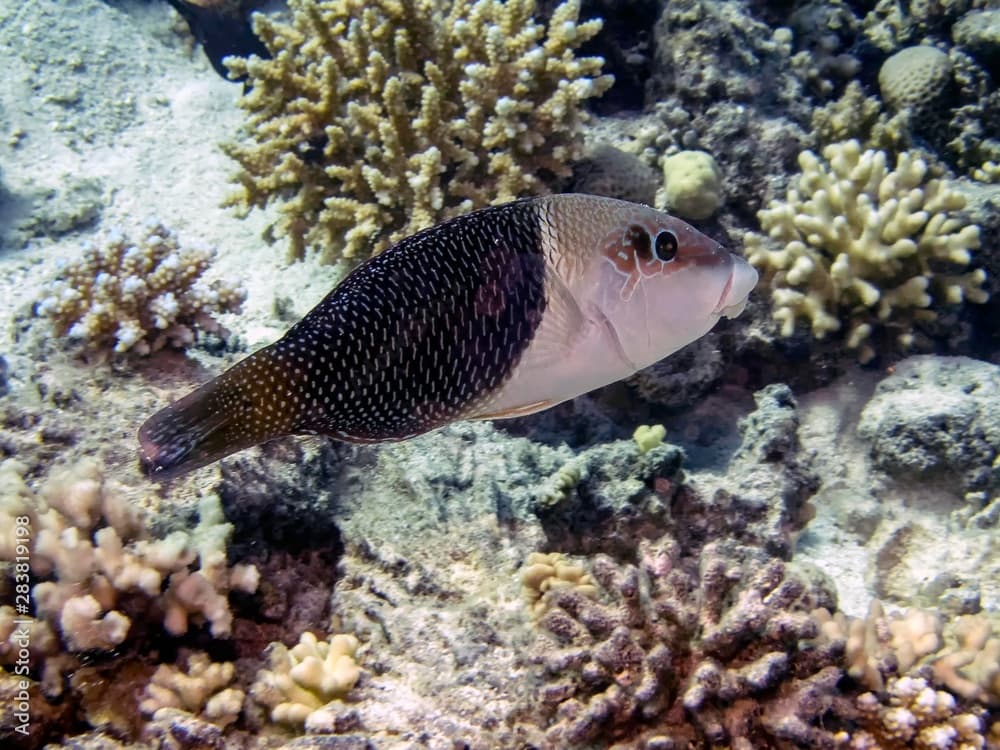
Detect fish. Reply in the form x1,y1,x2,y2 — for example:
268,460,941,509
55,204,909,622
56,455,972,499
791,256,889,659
165,0,270,82
138,194,757,480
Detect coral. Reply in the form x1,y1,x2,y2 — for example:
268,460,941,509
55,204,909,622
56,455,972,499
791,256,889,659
223,0,612,263
34,220,245,355
0,458,258,657
862,0,982,52
251,631,361,730
745,140,988,362
839,676,988,749
813,600,1000,709
878,46,955,122
972,161,1000,182
659,150,722,220
633,424,666,454
534,460,584,509
140,651,245,727
533,538,840,747
519,552,598,618
933,614,1000,705
813,601,943,693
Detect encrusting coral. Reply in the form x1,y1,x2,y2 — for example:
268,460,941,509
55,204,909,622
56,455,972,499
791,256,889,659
745,139,988,362
0,458,259,659
35,220,245,355
223,0,612,263
251,630,362,731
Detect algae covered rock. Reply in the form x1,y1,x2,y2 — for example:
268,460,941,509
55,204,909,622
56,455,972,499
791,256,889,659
858,355,1000,493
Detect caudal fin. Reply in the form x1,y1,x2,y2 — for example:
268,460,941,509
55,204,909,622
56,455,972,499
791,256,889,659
138,347,300,481
138,380,245,481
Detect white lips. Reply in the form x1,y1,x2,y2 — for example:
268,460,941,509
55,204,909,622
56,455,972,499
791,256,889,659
713,255,758,319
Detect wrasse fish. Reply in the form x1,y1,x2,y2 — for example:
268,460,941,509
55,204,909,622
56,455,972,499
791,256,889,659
138,194,757,480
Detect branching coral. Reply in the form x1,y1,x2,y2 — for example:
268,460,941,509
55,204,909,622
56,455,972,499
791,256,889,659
837,676,988,749
0,458,258,658
532,538,841,748
35,220,245,355
813,602,1000,707
223,0,612,263
140,651,245,727
251,631,361,730
745,140,988,362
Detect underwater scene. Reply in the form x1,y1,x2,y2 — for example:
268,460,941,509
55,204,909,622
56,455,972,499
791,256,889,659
0,0,998,748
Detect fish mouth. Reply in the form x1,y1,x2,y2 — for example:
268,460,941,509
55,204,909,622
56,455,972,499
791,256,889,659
712,255,758,319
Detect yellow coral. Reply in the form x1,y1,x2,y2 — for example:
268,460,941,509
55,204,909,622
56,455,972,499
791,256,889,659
746,140,988,362
972,161,1000,183
140,651,245,727
251,631,361,727
520,551,598,618
223,0,612,263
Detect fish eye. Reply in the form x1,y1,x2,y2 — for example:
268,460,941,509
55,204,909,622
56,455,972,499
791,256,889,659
654,230,678,262
626,224,653,260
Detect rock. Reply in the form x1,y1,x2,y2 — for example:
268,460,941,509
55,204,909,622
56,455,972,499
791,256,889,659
857,356,1000,493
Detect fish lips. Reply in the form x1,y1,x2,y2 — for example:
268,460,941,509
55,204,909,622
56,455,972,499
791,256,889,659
712,254,758,319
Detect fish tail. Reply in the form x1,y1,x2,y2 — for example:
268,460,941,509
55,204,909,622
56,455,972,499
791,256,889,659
138,346,299,481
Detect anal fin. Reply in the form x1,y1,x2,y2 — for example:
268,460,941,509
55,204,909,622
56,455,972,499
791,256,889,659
471,398,563,420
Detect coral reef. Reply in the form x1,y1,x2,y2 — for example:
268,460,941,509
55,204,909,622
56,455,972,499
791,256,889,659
746,140,988,362
223,0,612,263
34,220,245,355
839,675,988,749
570,142,660,205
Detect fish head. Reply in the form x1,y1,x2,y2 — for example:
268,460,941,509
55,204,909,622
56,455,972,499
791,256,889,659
584,202,757,369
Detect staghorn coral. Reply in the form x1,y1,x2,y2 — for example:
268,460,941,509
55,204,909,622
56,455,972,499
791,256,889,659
35,220,245,356
224,0,612,263
0,458,258,658
745,139,988,362
251,630,362,731
140,651,245,727
532,538,841,748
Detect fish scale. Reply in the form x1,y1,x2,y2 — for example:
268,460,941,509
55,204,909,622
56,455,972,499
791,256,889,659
139,194,757,480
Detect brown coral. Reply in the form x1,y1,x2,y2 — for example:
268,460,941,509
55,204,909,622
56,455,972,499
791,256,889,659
532,539,841,748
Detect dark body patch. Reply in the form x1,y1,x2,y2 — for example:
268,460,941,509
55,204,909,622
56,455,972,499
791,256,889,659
274,199,549,441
